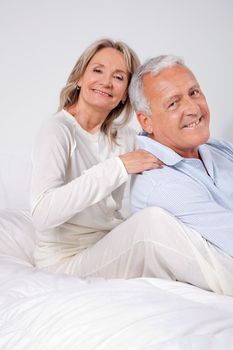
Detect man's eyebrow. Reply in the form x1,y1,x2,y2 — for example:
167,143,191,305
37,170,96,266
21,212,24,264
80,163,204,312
166,84,200,99
189,83,200,90
166,94,181,102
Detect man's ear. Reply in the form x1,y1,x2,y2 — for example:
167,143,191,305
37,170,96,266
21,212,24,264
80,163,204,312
136,112,153,134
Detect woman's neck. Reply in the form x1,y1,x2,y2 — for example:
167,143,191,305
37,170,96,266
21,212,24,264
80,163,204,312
67,102,108,134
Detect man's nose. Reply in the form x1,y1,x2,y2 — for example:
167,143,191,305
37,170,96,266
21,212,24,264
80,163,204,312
183,96,200,115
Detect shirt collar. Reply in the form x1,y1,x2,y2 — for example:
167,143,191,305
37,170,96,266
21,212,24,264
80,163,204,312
136,135,214,177
136,135,183,166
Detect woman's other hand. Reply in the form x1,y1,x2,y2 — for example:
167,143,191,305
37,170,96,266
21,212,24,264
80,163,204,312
119,149,163,174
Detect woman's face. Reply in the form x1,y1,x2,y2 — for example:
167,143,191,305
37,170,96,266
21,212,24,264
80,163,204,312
78,48,129,114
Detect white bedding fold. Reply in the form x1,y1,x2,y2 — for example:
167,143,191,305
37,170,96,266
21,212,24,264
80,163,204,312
0,256,233,350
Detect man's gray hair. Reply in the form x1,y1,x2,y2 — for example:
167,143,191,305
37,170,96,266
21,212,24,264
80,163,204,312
129,55,185,115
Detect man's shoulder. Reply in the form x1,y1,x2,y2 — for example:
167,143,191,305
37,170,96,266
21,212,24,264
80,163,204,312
136,135,182,166
206,138,233,158
132,161,185,193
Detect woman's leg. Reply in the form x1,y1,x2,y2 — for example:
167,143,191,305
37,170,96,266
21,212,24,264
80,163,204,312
50,207,233,295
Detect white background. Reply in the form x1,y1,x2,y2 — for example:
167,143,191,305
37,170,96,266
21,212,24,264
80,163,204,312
1,0,233,155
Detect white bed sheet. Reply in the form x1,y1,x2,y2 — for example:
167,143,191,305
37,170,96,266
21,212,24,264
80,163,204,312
0,255,233,350
0,155,233,349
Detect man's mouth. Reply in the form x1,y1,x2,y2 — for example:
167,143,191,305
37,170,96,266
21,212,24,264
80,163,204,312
92,89,112,97
183,116,203,128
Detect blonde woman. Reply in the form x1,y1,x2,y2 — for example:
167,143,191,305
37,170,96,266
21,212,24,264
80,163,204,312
30,38,161,277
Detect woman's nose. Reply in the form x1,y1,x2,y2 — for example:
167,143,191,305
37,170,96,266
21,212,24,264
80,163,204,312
101,74,113,87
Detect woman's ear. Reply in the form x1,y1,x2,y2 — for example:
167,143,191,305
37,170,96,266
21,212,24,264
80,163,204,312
77,78,82,88
136,112,153,134
121,91,128,104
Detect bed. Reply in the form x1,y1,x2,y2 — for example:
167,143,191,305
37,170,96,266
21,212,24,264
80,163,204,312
0,153,233,350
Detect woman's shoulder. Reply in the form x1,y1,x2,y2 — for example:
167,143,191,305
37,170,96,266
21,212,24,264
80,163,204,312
41,110,76,135
116,124,137,140
115,124,137,150
34,111,77,149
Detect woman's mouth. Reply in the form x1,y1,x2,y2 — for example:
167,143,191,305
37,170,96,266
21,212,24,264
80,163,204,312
92,89,112,97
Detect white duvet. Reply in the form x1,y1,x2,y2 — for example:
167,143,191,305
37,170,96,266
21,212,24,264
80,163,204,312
0,253,233,350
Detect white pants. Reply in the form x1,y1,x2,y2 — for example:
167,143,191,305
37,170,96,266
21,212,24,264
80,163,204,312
49,207,233,296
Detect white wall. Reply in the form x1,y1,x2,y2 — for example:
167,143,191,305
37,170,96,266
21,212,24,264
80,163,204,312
1,0,233,155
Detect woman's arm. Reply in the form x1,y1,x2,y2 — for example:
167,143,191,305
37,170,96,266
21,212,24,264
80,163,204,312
31,118,162,232
30,119,128,231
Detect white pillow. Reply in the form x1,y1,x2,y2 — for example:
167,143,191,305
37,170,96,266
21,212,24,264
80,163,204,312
0,209,35,264
0,153,32,210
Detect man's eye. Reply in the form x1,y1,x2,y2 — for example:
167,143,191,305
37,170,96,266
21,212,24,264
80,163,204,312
168,101,177,109
191,89,200,96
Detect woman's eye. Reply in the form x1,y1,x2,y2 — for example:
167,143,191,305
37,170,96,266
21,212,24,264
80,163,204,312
114,75,124,81
93,68,102,73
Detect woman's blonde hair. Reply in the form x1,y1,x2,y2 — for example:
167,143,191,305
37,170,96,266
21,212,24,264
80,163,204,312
58,38,140,142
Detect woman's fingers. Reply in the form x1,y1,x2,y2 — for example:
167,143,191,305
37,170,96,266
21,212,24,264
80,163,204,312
119,149,163,174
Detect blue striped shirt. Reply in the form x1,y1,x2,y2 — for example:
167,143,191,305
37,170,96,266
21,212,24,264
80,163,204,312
131,136,233,257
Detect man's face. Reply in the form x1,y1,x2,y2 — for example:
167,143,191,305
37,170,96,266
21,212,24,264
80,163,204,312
138,65,210,158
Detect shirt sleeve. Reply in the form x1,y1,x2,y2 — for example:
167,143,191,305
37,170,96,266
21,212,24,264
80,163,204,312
30,119,128,232
131,170,233,257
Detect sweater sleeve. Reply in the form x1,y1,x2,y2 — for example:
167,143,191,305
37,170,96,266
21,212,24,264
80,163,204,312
30,118,128,232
